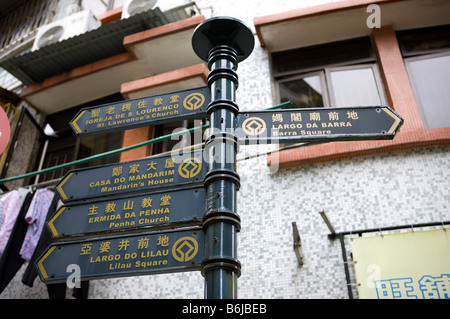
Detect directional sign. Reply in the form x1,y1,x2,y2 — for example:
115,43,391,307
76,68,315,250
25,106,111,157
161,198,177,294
70,86,210,137
47,187,206,238
36,229,204,283
235,106,403,144
56,149,206,202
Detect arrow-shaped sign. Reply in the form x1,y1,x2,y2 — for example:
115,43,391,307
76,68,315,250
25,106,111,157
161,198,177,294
56,150,206,203
70,86,209,137
235,106,403,144
36,229,204,283
47,187,205,238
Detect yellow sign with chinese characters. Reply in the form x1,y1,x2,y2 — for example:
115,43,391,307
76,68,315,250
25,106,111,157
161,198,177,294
350,228,450,299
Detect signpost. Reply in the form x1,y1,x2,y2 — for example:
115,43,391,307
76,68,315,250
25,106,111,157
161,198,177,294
37,229,204,284
35,16,404,299
47,187,205,238
192,17,255,299
55,149,205,202
70,86,209,137
236,106,403,144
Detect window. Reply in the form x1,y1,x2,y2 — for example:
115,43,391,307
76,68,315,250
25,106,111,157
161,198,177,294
327,65,385,107
151,118,206,155
405,53,450,129
398,25,450,129
39,93,124,182
278,72,327,108
274,37,387,110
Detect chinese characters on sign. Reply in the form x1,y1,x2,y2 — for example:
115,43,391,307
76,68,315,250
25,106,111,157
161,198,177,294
55,150,206,202
70,86,209,136
236,106,403,144
375,274,450,299
351,229,450,299
37,230,204,283
47,187,205,238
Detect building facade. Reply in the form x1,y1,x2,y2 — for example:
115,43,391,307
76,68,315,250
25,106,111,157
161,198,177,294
0,0,449,299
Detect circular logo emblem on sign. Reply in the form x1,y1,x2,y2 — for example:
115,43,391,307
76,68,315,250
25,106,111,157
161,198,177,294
178,157,202,178
0,106,11,155
172,236,199,262
183,93,205,110
242,117,266,136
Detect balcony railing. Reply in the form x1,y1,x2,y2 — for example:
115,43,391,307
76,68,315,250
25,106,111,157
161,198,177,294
0,0,57,59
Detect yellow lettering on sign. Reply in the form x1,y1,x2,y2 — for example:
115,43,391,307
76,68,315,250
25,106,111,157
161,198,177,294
299,130,332,135
137,100,147,109
141,197,153,208
139,207,170,216
138,216,170,225
170,95,179,103
309,112,321,121
88,214,121,224
138,238,149,250
80,244,92,255
100,182,143,193
109,220,136,229
89,254,121,263
135,260,168,268
109,262,131,270
153,97,163,106
347,111,359,120
147,178,174,185
99,241,111,253
89,180,111,188
139,250,169,258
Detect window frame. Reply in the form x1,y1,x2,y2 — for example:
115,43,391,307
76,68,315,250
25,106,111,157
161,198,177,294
275,70,330,109
275,63,388,110
404,50,450,129
151,118,206,155
325,63,388,108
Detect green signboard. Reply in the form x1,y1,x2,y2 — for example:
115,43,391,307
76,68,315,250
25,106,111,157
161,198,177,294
48,187,205,238
70,86,209,137
56,150,206,203
235,106,403,144
36,229,204,283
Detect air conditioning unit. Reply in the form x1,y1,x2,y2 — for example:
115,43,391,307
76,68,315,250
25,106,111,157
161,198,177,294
32,10,101,51
122,0,158,19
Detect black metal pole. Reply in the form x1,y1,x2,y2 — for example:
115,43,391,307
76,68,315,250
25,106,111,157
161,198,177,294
192,17,254,299
339,232,354,299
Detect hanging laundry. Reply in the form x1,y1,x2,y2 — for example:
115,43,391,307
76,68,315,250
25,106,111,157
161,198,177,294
0,200,5,228
0,188,29,257
22,193,61,287
0,192,33,294
19,188,55,261
21,193,90,299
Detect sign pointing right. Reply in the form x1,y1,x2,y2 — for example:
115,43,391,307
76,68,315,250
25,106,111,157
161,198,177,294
235,106,403,144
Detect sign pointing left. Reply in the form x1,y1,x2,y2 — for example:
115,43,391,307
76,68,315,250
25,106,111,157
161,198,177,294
47,187,205,238
70,86,209,137
36,229,204,283
56,150,206,202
